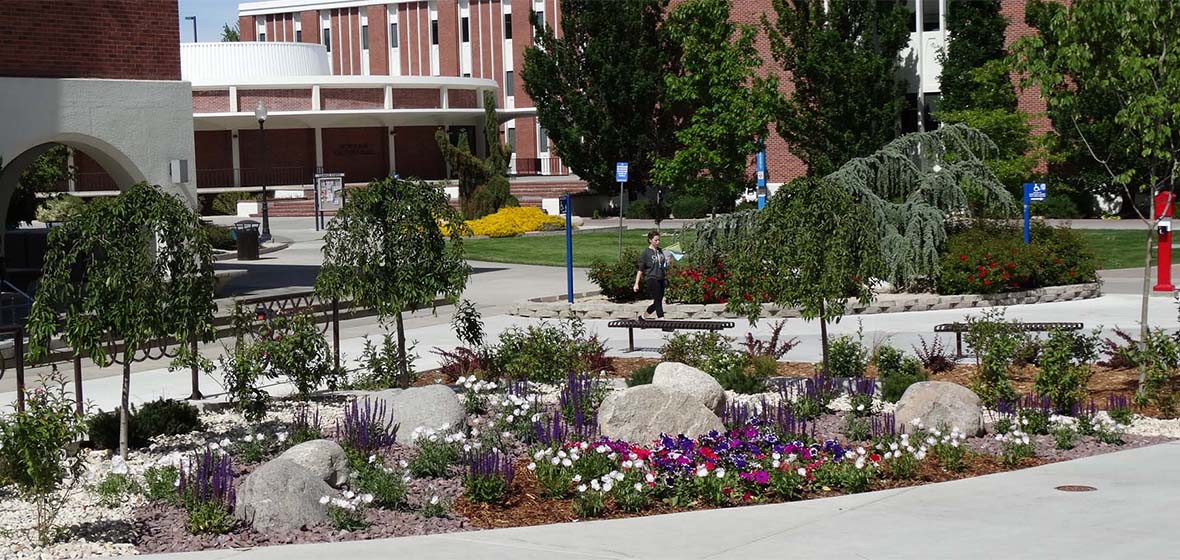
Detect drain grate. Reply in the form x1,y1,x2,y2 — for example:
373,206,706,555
1055,485,1097,492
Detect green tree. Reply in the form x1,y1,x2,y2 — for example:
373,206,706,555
316,177,471,385
653,0,779,213
221,23,240,42
762,0,910,176
721,177,883,368
521,0,673,193
1013,0,1180,388
435,91,518,218
26,184,216,459
3,145,72,228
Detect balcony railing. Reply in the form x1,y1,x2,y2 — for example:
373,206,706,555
196,167,319,189
509,157,569,177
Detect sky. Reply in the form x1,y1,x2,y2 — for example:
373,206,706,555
177,0,243,43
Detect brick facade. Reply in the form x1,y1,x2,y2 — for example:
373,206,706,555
323,127,389,183
448,89,478,108
393,88,441,109
192,91,231,113
237,128,317,185
238,89,313,112
0,0,180,80
393,126,447,179
322,88,384,110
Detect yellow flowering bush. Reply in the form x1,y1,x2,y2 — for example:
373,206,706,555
464,207,564,238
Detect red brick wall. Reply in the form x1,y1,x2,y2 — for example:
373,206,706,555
511,0,533,105
72,151,118,191
238,89,312,112
438,0,461,76
238,128,316,181
192,90,230,113
239,15,256,41
394,88,441,109
1001,0,1052,135
0,0,180,80
394,126,447,180
194,131,233,178
448,90,478,108
322,127,389,183
300,11,320,45
368,5,390,75
322,88,384,110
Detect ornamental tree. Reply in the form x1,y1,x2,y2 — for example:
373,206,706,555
25,183,216,459
521,0,674,193
435,91,517,218
316,177,471,386
762,0,910,176
654,0,779,212
1012,0,1180,388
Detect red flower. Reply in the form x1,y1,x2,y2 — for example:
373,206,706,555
743,492,752,502
979,269,988,277
959,254,968,261
743,293,753,301
869,453,881,462
1007,262,1015,269
983,279,991,286
989,261,997,269
1002,272,1010,280
722,487,733,495
706,276,717,283
968,274,975,281
699,447,718,460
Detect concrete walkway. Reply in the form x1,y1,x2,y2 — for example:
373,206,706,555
128,440,1180,559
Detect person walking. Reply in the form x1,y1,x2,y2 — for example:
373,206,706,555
633,230,667,319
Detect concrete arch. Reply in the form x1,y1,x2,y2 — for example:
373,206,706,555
0,135,149,221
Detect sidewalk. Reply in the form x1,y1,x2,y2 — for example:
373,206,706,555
127,440,1180,559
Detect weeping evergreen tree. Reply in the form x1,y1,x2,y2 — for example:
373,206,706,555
696,124,1015,296
436,91,518,219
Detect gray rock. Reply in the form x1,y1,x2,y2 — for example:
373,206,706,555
389,384,465,445
235,459,333,533
275,439,350,488
598,384,725,444
894,381,984,436
651,362,727,414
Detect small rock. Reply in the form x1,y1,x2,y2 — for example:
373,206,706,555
651,362,727,414
597,384,725,444
276,439,350,488
894,381,984,436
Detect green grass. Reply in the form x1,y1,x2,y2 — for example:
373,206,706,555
462,227,1156,271
462,229,693,267
1075,229,1156,270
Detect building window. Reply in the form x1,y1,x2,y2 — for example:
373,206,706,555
390,22,399,47
431,20,439,45
259,32,267,42
296,29,302,41
922,0,940,31
533,11,544,42
538,125,549,153
463,72,471,77
923,93,942,131
504,13,512,39
362,24,369,49
323,28,331,51
462,17,470,42
505,70,514,97
507,128,516,150
901,93,920,134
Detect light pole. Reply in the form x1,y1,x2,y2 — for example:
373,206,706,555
255,101,272,242
184,15,197,42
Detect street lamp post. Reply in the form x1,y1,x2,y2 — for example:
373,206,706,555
184,16,197,42
255,101,272,242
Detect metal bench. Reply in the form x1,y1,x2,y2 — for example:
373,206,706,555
608,319,735,352
934,321,1085,358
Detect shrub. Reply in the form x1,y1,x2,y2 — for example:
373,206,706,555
671,195,710,219
36,194,85,223
912,335,954,373
143,465,180,503
875,346,927,403
201,223,236,251
467,176,519,219
89,410,136,450
1035,329,1099,413
661,331,735,368
210,191,254,216
964,309,1020,406
260,313,342,398
1099,328,1139,369
408,428,461,478
626,364,656,387
0,377,88,544
218,341,270,421
434,346,494,383
937,221,1097,295
1125,328,1180,416
742,320,799,360
353,332,418,389
463,206,563,237
95,472,141,508
351,456,407,510
135,398,203,441
665,258,730,304
496,317,607,383
625,199,653,219
827,334,869,378
589,248,646,303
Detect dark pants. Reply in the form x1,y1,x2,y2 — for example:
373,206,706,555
645,277,666,318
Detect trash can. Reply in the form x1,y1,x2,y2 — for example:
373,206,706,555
233,221,261,261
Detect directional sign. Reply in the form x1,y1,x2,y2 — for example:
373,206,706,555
615,162,629,183
1024,182,1047,202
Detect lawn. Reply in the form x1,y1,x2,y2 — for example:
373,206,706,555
462,229,694,267
463,227,1156,271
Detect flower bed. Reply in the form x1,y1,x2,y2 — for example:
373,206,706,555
456,207,564,238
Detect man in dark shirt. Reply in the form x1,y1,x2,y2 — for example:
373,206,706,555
633,230,667,319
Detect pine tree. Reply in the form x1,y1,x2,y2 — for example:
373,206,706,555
436,92,518,219
939,0,1011,112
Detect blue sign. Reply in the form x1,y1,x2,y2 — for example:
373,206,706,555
615,162,629,183
1022,182,1047,244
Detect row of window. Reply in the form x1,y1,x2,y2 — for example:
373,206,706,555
309,11,535,52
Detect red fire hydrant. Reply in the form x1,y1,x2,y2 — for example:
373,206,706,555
1154,190,1175,292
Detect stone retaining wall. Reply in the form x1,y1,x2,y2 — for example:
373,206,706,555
511,283,1102,320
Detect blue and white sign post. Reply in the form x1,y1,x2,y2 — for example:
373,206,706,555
756,142,768,209
1023,182,1047,244
616,162,628,258
561,193,574,303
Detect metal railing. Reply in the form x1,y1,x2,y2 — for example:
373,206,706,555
509,157,568,177
196,167,318,189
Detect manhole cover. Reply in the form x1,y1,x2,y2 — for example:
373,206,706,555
1055,485,1097,492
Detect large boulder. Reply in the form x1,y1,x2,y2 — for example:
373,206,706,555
235,459,332,532
894,381,984,436
652,362,727,414
388,384,465,445
275,439,350,488
598,384,725,444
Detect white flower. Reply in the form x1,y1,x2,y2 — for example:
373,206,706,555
399,460,408,468
715,468,726,479
368,455,377,464
856,404,865,411
696,467,709,478
343,490,355,499
430,495,440,505
797,467,808,477
596,444,608,454
277,432,289,443
557,450,567,459
361,494,374,504
634,482,643,491
577,484,587,493
550,457,561,466
622,460,634,469
256,432,266,441
561,458,572,467
602,481,613,492
209,443,221,451
219,438,231,448
243,434,255,443
573,474,583,482
319,496,330,505
527,462,537,471
590,479,601,491
645,473,655,483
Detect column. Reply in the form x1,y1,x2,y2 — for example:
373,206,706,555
314,127,325,171
231,130,242,187
388,127,397,175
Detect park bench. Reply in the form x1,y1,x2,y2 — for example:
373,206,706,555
608,318,735,352
934,321,1085,359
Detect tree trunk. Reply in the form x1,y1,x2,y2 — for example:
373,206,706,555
119,353,131,460
395,310,408,388
819,303,830,374
1138,225,1154,389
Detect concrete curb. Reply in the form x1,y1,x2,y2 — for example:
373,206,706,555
510,283,1103,320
